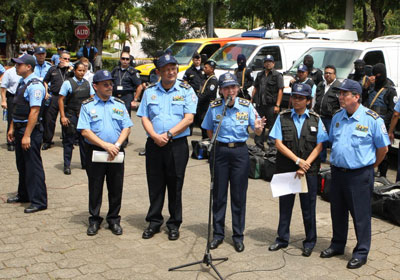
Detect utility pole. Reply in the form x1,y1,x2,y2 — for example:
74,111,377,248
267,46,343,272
207,1,214,37
345,0,354,30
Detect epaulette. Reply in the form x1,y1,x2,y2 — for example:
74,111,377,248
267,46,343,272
128,67,136,74
211,98,222,108
333,108,343,116
29,78,42,85
147,83,156,88
366,109,379,120
82,97,94,105
238,98,250,107
45,61,52,66
114,97,125,104
280,109,292,115
179,82,191,89
309,109,320,117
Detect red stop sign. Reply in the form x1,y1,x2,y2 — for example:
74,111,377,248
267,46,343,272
75,25,90,40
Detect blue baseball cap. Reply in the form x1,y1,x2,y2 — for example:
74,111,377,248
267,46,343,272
219,72,240,88
157,54,178,69
34,47,46,54
291,83,312,97
297,63,308,72
12,54,36,68
264,55,274,62
93,70,115,83
333,79,362,94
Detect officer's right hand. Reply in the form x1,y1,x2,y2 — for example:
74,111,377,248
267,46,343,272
1,101,7,109
153,133,169,147
61,117,70,127
103,142,119,160
389,132,395,144
7,128,14,143
295,169,305,179
298,159,311,172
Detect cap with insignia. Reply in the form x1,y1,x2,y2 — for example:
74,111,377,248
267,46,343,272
263,55,274,62
157,54,178,69
219,72,240,88
93,70,115,83
291,83,312,97
333,79,362,94
12,54,36,68
205,60,217,68
34,47,46,54
297,63,308,72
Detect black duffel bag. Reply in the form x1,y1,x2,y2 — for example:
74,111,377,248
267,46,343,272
317,168,331,202
191,140,211,160
248,145,265,179
262,146,276,182
372,182,400,225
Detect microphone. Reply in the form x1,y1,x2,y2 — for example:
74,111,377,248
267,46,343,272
222,96,232,116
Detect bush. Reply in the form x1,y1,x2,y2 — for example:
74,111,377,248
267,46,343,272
102,57,120,71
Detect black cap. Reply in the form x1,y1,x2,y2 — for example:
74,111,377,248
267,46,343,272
192,52,201,59
12,54,36,69
204,60,216,68
85,39,90,44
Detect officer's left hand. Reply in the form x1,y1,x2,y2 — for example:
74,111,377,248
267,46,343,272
295,169,305,178
103,142,119,161
298,159,310,172
21,136,31,151
273,106,280,114
131,100,139,109
255,116,266,130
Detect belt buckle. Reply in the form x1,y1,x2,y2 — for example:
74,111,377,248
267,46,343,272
228,143,235,148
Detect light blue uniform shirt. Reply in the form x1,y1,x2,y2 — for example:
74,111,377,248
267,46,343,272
0,67,21,94
269,108,328,143
394,98,400,113
13,73,45,123
34,61,52,79
78,46,98,58
201,97,257,143
51,54,60,66
329,105,390,169
77,94,133,144
0,64,5,75
137,80,198,139
59,77,95,97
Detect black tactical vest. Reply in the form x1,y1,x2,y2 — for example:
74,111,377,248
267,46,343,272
65,78,91,114
275,110,321,176
83,46,95,61
13,78,45,122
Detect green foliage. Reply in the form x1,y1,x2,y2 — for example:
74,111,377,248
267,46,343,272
101,57,119,71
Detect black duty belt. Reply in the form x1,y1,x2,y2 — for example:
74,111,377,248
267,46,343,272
6,91,15,98
217,141,246,148
14,122,40,129
332,165,371,173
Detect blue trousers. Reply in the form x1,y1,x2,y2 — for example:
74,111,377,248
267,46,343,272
211,144,249,242
330,165,374,260
275,175,318,249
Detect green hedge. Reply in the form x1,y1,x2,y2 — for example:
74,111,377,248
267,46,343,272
102,57,120,71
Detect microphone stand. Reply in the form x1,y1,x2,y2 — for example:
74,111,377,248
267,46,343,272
169,96,232,280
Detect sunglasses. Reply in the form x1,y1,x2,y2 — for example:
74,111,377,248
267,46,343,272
324,72,335,75
62,57,70,61
101,82,114,88
121,57,130,60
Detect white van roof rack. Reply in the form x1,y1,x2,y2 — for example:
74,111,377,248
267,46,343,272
372,35,400,42
306,29,358,41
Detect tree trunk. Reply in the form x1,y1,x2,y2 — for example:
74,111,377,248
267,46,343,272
371,0,385,38
362,4,368,41
5,8,20,61
344,0,354,30
207,1,214,37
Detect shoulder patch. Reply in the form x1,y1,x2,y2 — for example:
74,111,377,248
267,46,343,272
180,82,191,89
366,109,379,120
114,97,125,104
280,109,292,115
333,108,343,116
82,97,94,105
309,109,320,118
238,98,250,107
211,98,223,108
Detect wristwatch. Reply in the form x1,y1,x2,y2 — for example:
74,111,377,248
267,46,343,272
295,158,300,165
115,142,121,149
167,131,173,139
275,104,280,108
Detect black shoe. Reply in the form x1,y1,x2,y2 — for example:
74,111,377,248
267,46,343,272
24,205,47,213
7,145,15,151
234,241,245,252
7,195,28,203
142,227,160,239
109,224,123,235
138,150,146,156
268,243,288,251
87,223,100,236
42,143,51,150
168,228,180,240
64,166,71,175
320,248,344,258
347,258,366,269
302,247,313,257
210,239,223,250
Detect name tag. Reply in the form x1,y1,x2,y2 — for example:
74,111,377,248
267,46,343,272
310,126,317,132
117,86,123,91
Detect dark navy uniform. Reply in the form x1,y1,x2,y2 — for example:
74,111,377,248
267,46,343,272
111,65,142,116
328,80,390,262
59,77,95,170
234,67,253,100
269,105,328,250
183,64,205,94
202,95,257,244
77,79,133,227
12,73,47,209
196,74,218,139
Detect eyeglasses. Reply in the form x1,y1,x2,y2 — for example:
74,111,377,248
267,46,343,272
62,57,70,61
324,72,335,75
336,91,353,98
291,95,307,100
101,82,114,88
121,57,130,60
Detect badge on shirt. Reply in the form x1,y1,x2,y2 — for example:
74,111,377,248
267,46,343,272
355,124,368,132
34,89,42,100
112,108,124,116
136,73,140,78
310,126,317,132
216,114,222,120
151,95,157,100
173,95,184,101
210,84,215,91
335,122,339,128
236,112,249,121
117,86,123,91
381,123,388,134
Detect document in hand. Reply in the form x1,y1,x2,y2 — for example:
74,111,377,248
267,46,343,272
270,172,308,197
92,151,125,163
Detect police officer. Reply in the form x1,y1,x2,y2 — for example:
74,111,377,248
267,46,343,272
77,70,133,236
6,54,48,213
234,54,252,100
59,62,95,175
78,39,98,68
313,65,341,162
252,55,284,149
1,65,22,151
320,79,390,269
137,54,197,241
42,50,74,150
363,63,396,178
201,73,265,253
268,83,328,257
303,55,323,86
348,59,368,87
148,50,164,85
195,59,218,139
183,52,205,94
33,47,51,80
51,47,64,66
289,64,316,98
388,99,400,182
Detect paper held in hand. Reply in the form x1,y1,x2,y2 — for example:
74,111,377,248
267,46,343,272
270,172,308,198
92,151,125,163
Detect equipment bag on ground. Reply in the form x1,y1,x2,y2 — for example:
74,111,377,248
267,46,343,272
191,140,211,160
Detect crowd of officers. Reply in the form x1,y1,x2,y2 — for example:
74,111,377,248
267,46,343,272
0,46,397,270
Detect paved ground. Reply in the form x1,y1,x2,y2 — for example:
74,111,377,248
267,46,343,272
0,112,399,280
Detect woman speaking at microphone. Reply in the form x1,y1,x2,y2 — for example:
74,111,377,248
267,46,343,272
201,72,265,253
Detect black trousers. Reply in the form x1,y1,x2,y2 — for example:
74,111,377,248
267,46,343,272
43,95,59,144
275,175,318,249
6,93,15,146
211,144,249,242
85,145,124,225
145,136,189,230
62,113,86,168
330,165,374,260
254,104,276,148
14,125,47,208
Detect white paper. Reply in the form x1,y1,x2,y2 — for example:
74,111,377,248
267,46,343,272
92,151,125,163
270,172,308,198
